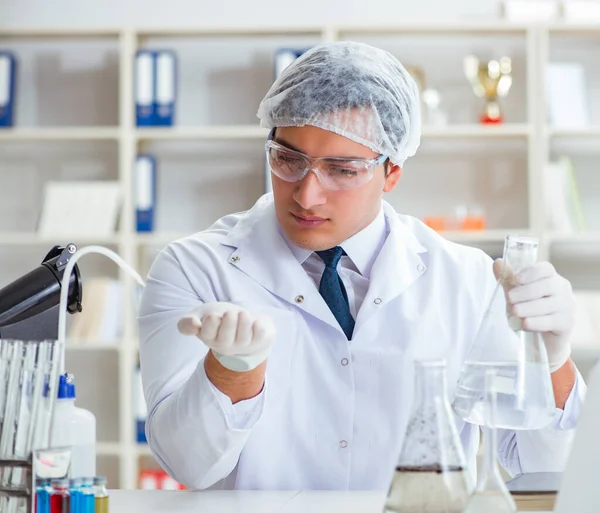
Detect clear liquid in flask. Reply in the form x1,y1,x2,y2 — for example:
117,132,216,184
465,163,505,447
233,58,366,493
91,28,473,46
453,361,555,430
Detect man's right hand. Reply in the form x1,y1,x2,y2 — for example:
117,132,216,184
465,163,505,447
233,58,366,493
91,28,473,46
177,302,275,372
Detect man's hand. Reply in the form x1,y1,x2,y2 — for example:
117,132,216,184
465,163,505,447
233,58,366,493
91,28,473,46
178,302,275,372
494,259,575,373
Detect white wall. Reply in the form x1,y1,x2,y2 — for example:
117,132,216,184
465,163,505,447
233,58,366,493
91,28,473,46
1,0,502,28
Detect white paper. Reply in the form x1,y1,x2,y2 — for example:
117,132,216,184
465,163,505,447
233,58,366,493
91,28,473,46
547,63,589,128
0,55,11,106
136,52,154,107
38,181,121,238
156,51,175,104
135,156,154,210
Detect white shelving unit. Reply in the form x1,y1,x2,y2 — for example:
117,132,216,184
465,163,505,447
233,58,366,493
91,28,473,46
1,22,599,490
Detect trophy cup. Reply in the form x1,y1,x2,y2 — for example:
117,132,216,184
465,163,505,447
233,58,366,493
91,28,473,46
464,55,513,124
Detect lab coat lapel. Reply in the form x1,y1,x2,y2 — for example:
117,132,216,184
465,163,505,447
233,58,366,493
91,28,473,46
221,195,342,331
354,202,428,334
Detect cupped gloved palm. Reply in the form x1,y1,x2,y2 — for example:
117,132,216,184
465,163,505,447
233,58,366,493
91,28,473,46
177,302,275,372
494,259,575,372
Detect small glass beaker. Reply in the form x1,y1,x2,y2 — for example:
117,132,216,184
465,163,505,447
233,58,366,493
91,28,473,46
453,235,555,430
383,360,473,513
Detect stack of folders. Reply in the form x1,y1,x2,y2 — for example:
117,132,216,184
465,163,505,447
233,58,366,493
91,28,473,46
0,51,17,128
506,472,561,511
135,50,177,126
134,154,157,232
68,278,124,345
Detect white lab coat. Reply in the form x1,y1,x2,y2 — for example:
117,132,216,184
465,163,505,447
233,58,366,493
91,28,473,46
138,194,585,491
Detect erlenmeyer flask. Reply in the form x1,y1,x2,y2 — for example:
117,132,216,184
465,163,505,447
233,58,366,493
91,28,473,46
383,360,473,513
453,234,555,430
464,370,517,513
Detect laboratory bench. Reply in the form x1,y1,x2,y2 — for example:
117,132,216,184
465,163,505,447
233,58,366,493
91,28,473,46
108,490,552,512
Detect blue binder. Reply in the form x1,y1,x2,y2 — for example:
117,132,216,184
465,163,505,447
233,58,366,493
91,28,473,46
134,154,156,232
0,52,17,128
154,50,177,126
135,50,155,126
274,48,307,79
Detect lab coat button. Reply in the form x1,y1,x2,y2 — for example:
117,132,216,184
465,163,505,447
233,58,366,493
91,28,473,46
373,297,382,305
231,255,240,263
417,263,425,273
339,440,348,449
295,295,304,303
341,358,349,366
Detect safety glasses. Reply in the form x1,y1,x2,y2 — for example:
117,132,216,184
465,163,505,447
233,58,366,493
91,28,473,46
265,129,388,191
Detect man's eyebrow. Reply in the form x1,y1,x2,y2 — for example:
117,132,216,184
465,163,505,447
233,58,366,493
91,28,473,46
273,137,371,160
273,136,304,154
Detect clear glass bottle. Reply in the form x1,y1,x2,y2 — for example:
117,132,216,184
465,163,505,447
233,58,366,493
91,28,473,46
453,235,555,430
464,370,517,513
383,360,473,513
93,476,109,513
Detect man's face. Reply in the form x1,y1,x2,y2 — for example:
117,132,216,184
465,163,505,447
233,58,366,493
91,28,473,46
272,125,402,251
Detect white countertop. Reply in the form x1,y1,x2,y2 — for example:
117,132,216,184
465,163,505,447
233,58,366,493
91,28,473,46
108,490,551,512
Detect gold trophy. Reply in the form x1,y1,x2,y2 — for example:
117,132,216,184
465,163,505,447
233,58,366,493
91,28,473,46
464,55,512,124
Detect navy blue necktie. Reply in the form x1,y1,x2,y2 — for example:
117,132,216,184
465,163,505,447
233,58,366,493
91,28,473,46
316,246,355,340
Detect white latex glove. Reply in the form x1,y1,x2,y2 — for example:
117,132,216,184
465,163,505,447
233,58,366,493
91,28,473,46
177,302,275,372
494,259,575,372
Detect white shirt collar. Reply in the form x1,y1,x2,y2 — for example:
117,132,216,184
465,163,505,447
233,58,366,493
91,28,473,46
280,204,387,279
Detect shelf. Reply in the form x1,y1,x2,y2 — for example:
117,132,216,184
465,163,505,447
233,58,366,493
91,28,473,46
548,232,600,244
135,444,153,457
337,22,530,35
135,232,192,246
135,125,268,141
0,233,123,246
66,342,121,351
441,230,521,243
136,26,324,38
547,126,600,138
97,442,122,456
422,124,531,138
0,127,120,141
0,28,121,39
548,23,600,35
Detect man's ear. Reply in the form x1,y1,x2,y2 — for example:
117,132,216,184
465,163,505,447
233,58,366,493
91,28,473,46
383,163,402,193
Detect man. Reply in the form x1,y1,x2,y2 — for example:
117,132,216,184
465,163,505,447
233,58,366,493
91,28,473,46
138,41,585,491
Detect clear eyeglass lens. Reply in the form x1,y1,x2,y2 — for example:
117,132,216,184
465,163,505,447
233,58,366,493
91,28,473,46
268,146,373,189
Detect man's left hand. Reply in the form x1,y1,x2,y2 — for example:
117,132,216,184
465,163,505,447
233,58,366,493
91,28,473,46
494,259,575,372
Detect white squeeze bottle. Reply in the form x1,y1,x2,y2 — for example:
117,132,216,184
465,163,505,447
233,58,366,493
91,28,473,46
51,373,97,478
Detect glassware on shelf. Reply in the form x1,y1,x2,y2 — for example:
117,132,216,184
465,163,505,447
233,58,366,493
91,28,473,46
453,234,555,430
383,360,473,513
463,370,517,513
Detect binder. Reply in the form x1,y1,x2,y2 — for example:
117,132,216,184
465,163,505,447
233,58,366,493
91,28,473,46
134,154,156,232
135,50,155,126
154,50,177,126
0,52,17,128
274,48,306,79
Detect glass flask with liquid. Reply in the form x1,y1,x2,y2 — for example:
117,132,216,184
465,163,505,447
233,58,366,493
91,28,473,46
383,360,473,513
452,235,555,430
463,370,517,513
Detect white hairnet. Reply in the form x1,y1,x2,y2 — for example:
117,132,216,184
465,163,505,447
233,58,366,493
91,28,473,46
257,41,421,166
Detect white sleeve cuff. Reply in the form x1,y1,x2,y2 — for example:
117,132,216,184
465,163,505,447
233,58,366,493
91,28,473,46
205,367,268,430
